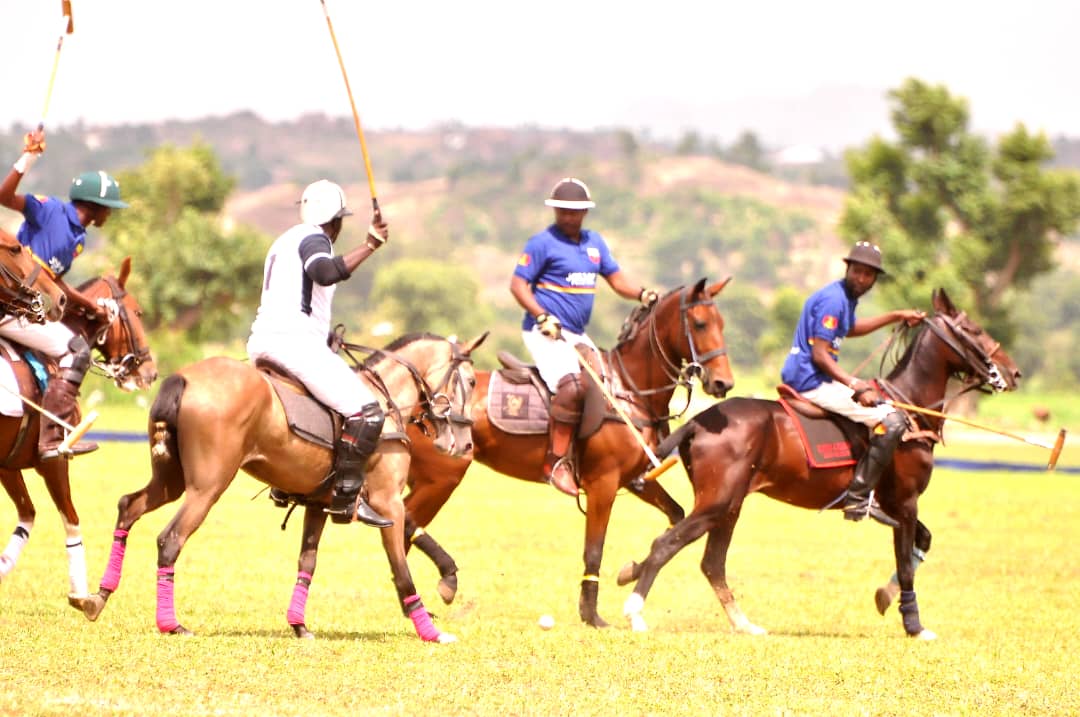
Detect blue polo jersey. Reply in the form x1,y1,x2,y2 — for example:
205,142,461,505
17,194,86,278
780,280,858,392
513,225,619,335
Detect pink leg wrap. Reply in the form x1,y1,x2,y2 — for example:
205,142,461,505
99,529,128,592
156,566,179,633
287,571,312,626
404,594,440,642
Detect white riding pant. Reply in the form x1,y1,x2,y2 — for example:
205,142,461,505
800,380,897,428
0,317,77,367
247,334,375,416
521,327,599,393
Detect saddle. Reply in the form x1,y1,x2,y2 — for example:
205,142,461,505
776,384,864,468
0,338,63,467
255,358,341,450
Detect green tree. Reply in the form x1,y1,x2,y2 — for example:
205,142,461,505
725,130,769,172
840,78,1080,344
369,258,494,340
94,142,269,343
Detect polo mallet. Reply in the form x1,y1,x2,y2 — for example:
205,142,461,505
0,380,97,455
39,1,75,131
318,0,380,217
888,399,1067,471
573,351,679,481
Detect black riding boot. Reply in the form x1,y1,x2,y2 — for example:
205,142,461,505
38,377,98,461
326,403,392,527
843,413,905,528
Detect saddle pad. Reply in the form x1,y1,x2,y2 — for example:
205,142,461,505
777,397,857,468
486,370,548,435
263,374,335,449
0,339,24,417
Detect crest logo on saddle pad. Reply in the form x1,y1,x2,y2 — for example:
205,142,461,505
503,393,525,417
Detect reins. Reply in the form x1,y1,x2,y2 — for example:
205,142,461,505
86,276,152,387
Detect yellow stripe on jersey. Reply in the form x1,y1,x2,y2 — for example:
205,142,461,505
535,282,596,295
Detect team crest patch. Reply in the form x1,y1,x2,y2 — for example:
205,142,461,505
586,247,600,264
822,315,838,330
517,253,531,267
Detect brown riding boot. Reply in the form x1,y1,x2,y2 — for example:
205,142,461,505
543,374,584,496
38,378,98,461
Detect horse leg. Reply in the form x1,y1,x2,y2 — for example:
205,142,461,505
403,514,459,605
286,506,329,639
579,478,619,628
700,515,765,634
0,469,34,584
33,460,91,609
875,519,931,614
80,454,189,622
620,510,717,632
626,478,685,526
892,516,936,640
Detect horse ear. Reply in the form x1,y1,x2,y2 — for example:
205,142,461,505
708,276,733,297
932,287,956,316
118,257,132,288
463,331,490,356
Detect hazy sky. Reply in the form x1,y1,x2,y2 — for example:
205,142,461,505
4,1,1078,149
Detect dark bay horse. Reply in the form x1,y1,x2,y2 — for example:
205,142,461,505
0,227,67,324
403,278,735,627
618,288,1021,639
0,257,157,605
79,332,486,643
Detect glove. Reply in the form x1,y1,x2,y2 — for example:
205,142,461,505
639,287,659,307
327,324,346,353
23,130,46,155
366,221,389,249
535,312,562,341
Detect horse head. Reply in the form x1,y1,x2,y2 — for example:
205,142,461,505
72,257,158,391
370,331,487,458
0,228,67,323
636,277,735,399
929,287,1021,393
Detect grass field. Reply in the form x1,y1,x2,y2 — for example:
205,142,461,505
0,414,1077,715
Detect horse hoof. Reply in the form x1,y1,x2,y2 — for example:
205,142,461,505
166,625,194,636
436,632,458,644
291,623,315,639
875,583,900,615
437,575,458,604
616,561,639,586
737,623,768,636
912,628,937,641
628,613,649,632
587,614,610,629
67,594,90,612
80,593,107,622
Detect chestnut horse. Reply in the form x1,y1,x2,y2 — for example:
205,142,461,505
0,227,67,324
618,288,1021,639
0,257,157,605
403,278,735,626
79,332,486,643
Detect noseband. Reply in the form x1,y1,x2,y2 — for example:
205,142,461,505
921,312,1008,392
90,277,153,386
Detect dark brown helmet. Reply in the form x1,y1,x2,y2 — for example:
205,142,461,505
843,241,886,274
544,177,595,209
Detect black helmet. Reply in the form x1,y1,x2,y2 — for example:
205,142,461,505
843,241,885,274
544,177,595,209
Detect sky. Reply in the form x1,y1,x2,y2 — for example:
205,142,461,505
4,1,1078,151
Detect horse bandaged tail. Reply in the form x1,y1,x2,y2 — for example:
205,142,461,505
487,370,549,435
777,397,860,469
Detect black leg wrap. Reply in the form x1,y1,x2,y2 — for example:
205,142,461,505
898,589,923,635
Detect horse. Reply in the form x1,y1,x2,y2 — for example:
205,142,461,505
0,227,68,324
617,288,1022,639
78,331,487,643
0,257,157,607
402,278,735,627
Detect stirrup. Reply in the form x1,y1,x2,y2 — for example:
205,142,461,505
546,457,579,497
39,441,99,461
843,492,898,528
269,488,290,508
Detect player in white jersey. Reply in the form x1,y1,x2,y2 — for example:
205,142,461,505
246,180,391,527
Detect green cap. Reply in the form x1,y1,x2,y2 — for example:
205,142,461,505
69,171,129,208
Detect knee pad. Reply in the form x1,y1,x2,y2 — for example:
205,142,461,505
59,335,92,384
343,402,385,454
550,373,585,424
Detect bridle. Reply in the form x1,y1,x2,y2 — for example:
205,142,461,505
88,276,153,387
0,256,50,324
611,285,726,420
920,312,1009,393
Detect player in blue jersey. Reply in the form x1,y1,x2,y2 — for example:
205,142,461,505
781,242,925,526
0,128,128,460
510,178,659,496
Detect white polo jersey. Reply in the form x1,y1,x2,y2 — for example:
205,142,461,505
249,223,335,340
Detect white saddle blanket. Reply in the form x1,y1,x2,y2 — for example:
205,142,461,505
0,338,27,417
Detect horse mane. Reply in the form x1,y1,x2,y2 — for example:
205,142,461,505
881,322,926,380
362,332,446,369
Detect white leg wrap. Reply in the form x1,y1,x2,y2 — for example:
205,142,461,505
66,539,88,597
0,523,32,579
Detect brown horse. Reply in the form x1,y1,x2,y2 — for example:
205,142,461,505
403,278,735,626
79,331,486,642
0,227,67,324
0,257,157,605
617,288,1021,639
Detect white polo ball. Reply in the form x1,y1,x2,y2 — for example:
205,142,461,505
538,614,555,630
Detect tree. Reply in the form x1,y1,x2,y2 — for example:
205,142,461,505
840,78,1080,344
368,258,494,341
92,142,269,343
725,130,769,172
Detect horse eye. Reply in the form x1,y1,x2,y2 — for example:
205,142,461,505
693,320,707,331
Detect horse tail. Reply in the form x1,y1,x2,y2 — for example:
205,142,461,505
149,374,186,462
656,420,697,460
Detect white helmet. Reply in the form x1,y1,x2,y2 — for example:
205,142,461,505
544,177,595,209
299,180,353,225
